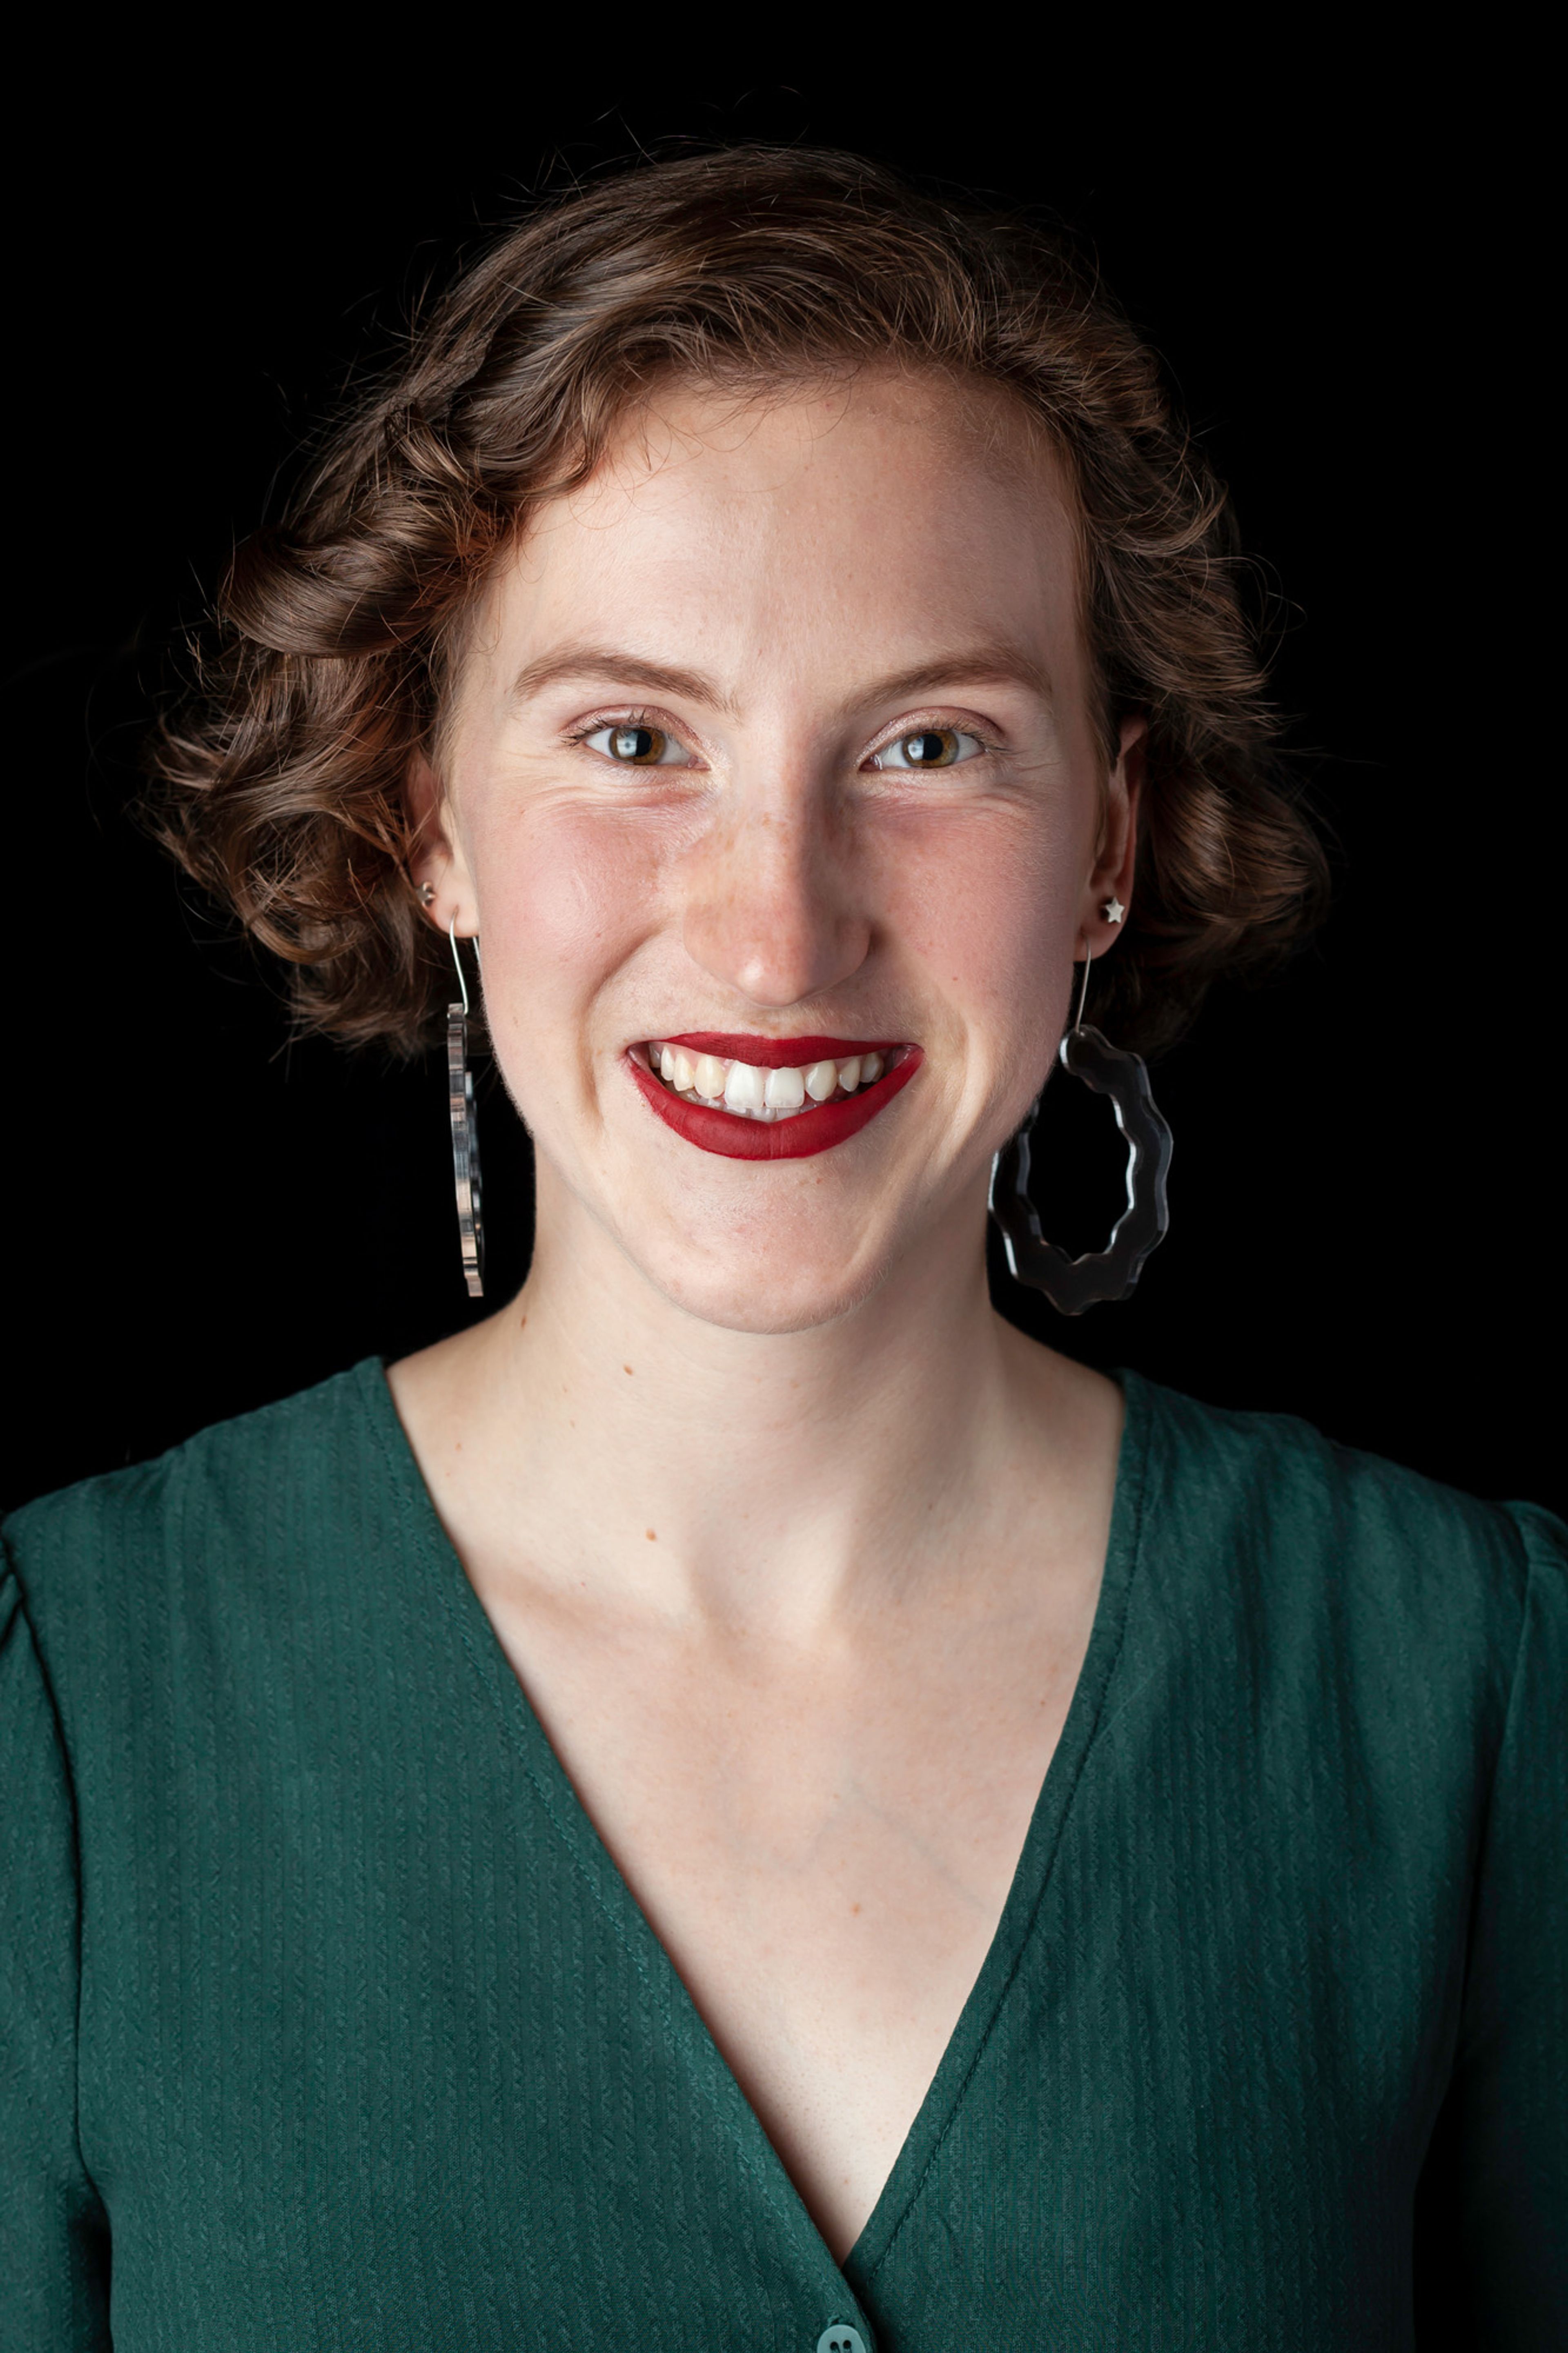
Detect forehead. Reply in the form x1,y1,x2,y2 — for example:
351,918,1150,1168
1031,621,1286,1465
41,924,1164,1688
589,365,1063,503
477,368,1085,689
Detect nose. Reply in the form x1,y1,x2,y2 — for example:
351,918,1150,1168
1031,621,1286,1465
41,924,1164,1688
680,785,871,1009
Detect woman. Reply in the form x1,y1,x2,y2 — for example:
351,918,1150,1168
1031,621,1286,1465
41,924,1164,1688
2,148,1561,2350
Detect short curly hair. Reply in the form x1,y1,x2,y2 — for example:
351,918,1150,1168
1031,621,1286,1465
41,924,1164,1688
147,145,1327,1057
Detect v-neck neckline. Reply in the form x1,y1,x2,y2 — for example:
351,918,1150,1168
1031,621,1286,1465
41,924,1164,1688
361,1354,1152,2300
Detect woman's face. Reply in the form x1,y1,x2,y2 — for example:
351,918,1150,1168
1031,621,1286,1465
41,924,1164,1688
420,370,1139,1334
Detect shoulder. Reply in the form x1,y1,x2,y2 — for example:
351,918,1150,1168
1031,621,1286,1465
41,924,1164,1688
2,1359,396,1691
1106,1378,1567,1903
1122,1370,1563,1715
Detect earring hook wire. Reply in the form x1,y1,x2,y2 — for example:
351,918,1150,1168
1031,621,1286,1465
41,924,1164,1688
448,917,470,1018
1072,939,1094,1034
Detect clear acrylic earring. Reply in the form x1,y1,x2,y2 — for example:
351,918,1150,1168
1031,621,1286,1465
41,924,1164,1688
989,944,1173,1315
447,919,485,1299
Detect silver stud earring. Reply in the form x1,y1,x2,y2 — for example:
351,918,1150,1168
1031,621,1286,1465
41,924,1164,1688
989,944,1172,1314
447,918,485,1299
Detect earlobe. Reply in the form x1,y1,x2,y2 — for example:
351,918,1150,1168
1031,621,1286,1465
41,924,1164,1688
405,756,474,931
1084,720,1142,951
408,852,455,928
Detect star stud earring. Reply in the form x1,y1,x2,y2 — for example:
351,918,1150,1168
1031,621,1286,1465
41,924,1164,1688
1102,895,1125,924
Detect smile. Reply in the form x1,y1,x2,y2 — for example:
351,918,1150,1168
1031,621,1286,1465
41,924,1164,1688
628,1033,922,1160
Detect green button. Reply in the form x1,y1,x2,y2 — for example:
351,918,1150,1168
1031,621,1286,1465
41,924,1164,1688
817,2328,868,2353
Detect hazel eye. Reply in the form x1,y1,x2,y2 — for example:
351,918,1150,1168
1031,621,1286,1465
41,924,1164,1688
871,727,984,771
583,722,695,767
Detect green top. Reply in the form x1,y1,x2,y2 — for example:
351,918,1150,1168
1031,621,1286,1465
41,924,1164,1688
2,1361,1564,2351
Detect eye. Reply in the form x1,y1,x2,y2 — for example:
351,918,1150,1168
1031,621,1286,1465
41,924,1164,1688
581,722,695,767
870,727,985,771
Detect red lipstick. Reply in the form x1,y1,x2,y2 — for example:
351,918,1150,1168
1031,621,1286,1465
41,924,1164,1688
628,1047,922,1160
659,1033,902,1070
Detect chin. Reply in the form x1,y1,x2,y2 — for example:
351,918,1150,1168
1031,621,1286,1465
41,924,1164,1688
629,1220,904,1338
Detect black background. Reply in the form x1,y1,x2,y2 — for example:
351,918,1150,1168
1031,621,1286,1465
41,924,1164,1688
4,41,1557,1519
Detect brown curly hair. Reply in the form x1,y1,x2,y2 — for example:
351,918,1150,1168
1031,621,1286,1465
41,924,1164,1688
147,145,1327,1056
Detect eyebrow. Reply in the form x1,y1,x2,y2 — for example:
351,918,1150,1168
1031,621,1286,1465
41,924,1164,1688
509,639,1054,715
867,646,1055,708
510,647,738,713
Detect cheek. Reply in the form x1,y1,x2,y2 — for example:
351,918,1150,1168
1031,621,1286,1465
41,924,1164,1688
876,803,1082,1041
465,804,676,1133
472,804,663,1015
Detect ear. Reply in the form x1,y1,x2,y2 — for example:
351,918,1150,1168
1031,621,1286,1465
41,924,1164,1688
1080,717,1144,955
406,753,480,937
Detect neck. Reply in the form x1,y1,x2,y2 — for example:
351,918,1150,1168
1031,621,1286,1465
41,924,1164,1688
430,1164,1076,1641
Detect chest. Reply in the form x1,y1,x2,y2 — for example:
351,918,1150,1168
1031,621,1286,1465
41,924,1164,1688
82,1570,1463,2352
467,1572,1099,2256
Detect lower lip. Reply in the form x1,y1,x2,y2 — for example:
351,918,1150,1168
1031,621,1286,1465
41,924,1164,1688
628,1049,923,1160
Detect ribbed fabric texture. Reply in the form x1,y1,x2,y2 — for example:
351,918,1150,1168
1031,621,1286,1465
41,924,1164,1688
2,1361,1564,2351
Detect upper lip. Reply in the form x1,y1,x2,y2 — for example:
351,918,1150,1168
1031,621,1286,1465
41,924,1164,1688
648,1032,904,1070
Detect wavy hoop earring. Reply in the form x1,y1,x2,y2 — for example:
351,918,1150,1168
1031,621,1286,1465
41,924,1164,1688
989,944,1173,1315
447,919,485,1299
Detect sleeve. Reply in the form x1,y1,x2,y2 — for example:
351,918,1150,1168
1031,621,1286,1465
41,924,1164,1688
0,1552,112,2348
1426,1504,1568,2348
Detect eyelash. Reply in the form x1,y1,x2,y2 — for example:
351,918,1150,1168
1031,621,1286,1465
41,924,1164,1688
866,724,993,771
565,709,1000,767
565,707,667,748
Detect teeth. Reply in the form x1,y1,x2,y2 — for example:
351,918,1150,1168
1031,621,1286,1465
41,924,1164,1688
723,1059,766,1111
646,1044,899,1119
